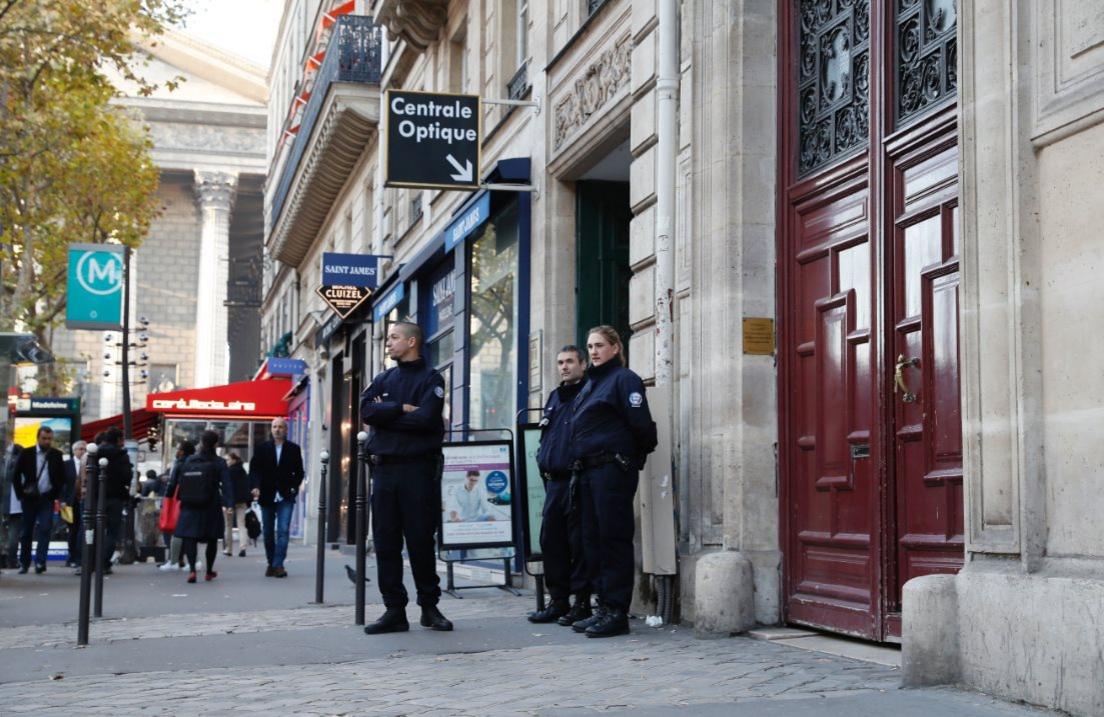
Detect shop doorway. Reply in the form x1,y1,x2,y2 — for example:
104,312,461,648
575,178,631,351
778,1,962,640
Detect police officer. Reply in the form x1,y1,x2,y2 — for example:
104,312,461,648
569,325,657,638
528,345,591,625
360,322,453,634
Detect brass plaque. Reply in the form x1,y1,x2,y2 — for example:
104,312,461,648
742,317,775,356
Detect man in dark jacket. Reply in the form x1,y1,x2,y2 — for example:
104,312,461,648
61,441,86,568
528,345,590,625
249,418,304,577
359,321,451,635
14,426,66,573
96,427,133,574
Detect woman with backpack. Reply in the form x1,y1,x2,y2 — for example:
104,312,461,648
169,430,232,583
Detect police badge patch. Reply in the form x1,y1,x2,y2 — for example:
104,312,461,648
629,392,644,407
434,386,445,398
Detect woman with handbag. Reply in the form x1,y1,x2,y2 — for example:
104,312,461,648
172,430,233,583
158,440,194,572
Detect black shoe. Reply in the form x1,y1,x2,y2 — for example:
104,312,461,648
238,549,246,557
420,605,453,631
34,563,46,574
572,605,607,633
17,565,28,574
102,567,113,576
557,599,593,627
585,609,630,638
528,599,570,624
265,565,276,577
363,608,410,635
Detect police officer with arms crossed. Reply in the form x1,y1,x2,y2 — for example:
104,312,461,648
359,321,453,634
528,345,592,625
570,326,657,638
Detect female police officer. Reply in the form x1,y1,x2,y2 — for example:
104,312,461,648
569,325,657,637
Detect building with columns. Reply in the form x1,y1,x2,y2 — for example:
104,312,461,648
261,1,1104,711
54,30,268,420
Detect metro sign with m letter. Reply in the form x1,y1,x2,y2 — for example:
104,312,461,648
385,89,481,190
66,243,125,330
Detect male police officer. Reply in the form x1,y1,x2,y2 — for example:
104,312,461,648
360,322,452,634
528,345,591,625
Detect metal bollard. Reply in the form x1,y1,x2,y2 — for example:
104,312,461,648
77,443,99,645
354,432,369,626
314,450,329,604
93,456,108,618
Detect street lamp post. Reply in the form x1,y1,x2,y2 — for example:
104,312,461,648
354,432,368,626
314,450,329,604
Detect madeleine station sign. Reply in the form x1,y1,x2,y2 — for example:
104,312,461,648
385,90,481,190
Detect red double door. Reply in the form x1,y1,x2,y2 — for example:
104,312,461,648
778,0,962,640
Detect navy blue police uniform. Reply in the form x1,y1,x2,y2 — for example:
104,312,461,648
534,378,589,613
359,357,445,611
570,355,657,634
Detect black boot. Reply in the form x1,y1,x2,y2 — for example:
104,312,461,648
585,609,630,638
557,596,592,626
363,608,409,635
572,604,607,633
528,598,570,624
420,605,453,631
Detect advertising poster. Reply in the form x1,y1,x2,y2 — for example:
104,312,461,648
440,441,513,549
516,425,545,561
14,417,73,457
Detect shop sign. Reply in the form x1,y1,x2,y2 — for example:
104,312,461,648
66,243,124,330
385,90,481,190
321,253,385,288
150,398,257,412
443,192,490,251
372,282,406,323
316,284,372,319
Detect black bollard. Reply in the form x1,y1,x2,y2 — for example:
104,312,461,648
354,431,368,626
93,456,108,618
77,444,99,645
314,450,329,604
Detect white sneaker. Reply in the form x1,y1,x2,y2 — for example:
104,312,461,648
158,562,180,572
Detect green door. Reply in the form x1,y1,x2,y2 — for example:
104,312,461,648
575,181,632,353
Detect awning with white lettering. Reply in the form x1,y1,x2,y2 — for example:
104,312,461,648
146,379,292,420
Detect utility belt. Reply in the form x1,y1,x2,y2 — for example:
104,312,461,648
368,454,439,467
540,470,572,481
571,452,632,472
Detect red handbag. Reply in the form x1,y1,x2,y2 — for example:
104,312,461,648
159,487,181,534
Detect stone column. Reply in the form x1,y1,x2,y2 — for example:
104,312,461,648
193,170,237,388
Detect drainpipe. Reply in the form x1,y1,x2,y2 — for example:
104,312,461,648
641,0,679,621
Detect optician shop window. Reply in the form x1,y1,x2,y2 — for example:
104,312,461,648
467,203,519,430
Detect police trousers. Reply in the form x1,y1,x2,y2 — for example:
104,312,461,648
370,458,441,609
578,463,638,612
540,477,589,601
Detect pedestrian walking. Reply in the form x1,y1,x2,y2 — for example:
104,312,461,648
223,452,251,557
159,441,196,572
569,326,657,638
249,418,304,577
1,444,23,569
170,430,232,583
359,321,452,634
96,428,134,575
62,441,87,568
529,345,592,625
14,426,66,574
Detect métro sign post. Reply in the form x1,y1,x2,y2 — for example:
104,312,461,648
385,90,480,190
65,243,125,330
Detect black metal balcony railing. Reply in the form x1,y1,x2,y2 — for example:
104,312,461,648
270,16,383,234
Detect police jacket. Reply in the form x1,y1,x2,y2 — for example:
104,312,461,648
536,379,586,476
360,357,445,457
571,356,658,469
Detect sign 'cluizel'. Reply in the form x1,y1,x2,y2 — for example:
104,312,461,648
385,90,480,190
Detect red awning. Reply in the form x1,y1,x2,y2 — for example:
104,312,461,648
80,408,158,443
146,379,292,420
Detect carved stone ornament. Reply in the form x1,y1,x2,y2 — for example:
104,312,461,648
553,36,632,151
194,170,238,211
375,0,448,53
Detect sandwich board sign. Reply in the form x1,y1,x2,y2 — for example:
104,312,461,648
66,243,125,330
385,89,481,190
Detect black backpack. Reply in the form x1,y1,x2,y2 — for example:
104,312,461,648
244,508,261,540
178,457,218,508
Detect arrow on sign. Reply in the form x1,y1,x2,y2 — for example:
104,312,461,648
446,154,473,183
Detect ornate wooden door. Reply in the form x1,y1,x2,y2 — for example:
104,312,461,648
779,0,961,640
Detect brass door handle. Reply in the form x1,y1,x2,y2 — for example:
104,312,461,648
894,354,920,403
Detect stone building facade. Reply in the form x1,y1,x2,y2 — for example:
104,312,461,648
261,1,1103,712
53,30,267,420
